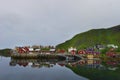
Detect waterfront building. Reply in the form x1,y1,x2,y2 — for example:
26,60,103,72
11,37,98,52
68,47,77,55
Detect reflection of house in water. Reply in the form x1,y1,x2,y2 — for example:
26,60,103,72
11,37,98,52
108,67,118,71
84,59,119,70
73,59,106,70
9,59,58,68
9,58,81,68
106,60,119,67
106,58,119,71
86,60,100,69
31,62,55,68
10,59,30,67
9,58,111,70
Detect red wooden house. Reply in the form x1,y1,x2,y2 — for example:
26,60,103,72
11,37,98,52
78,50,86,55
71,50,76,55
17,47,29,54
106,52,116,57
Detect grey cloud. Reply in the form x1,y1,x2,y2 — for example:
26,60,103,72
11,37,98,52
0,0,120,48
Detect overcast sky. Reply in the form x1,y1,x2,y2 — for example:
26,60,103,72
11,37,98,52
0,0,120,49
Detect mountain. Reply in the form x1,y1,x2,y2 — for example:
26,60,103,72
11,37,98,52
56,25,120,50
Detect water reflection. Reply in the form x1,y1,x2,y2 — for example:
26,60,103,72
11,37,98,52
9,58,120,76
72,59,120,71
9,58,78,68
67,59,107,70
2,57,119,80
9,59,102,69
10,59,57,68
1,57,89,80
9,58,120,71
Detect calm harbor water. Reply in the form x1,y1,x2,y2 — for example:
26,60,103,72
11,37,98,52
1,55,120,80
0,56,88,80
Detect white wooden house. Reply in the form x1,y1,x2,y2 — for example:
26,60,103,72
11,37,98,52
68,47,77,52
107,44,118,48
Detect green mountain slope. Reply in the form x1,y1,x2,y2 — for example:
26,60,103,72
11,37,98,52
56,25,120,50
